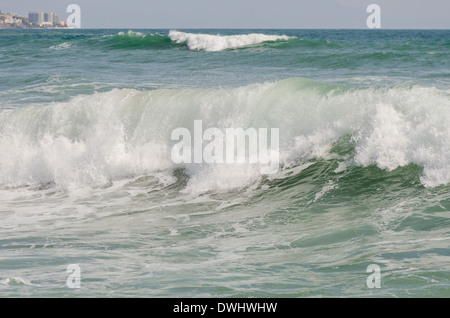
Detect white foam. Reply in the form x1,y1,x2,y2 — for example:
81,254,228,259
182,164,262,194
49,42,72,50
353,86,450,187
118,30,145,37
169,30,292,51
313,181,337,202
355,103,411,171
0,277,34,286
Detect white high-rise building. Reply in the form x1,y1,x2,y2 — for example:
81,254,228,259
53,13,60,25
28,12,41,25
44,12,53,24
28,12,59,25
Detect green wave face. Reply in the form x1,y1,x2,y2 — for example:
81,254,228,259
102,31,175,49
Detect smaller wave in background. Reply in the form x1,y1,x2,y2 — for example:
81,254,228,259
100,30,295,51
168,30,294,51
5,30,296,52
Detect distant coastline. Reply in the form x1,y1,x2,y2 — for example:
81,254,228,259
0,10,69,29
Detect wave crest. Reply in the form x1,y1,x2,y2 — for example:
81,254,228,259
168,30,293,51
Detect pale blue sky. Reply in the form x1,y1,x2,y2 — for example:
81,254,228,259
1,0,449,29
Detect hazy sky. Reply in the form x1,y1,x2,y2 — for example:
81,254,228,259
1,0,449,29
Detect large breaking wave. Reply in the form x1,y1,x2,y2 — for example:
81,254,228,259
0,78,449,190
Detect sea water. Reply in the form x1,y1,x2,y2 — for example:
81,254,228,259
0,29,449,297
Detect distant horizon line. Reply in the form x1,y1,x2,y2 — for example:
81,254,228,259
2,27,449,30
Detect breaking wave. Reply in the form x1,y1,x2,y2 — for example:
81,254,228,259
168,30,294,51
101,30,294,51
0,78,449,190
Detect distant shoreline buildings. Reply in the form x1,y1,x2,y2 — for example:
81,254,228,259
0,9,68,29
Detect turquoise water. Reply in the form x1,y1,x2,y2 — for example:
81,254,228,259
0,29,449,297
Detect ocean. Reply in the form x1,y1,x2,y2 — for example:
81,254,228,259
0,29,449,297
